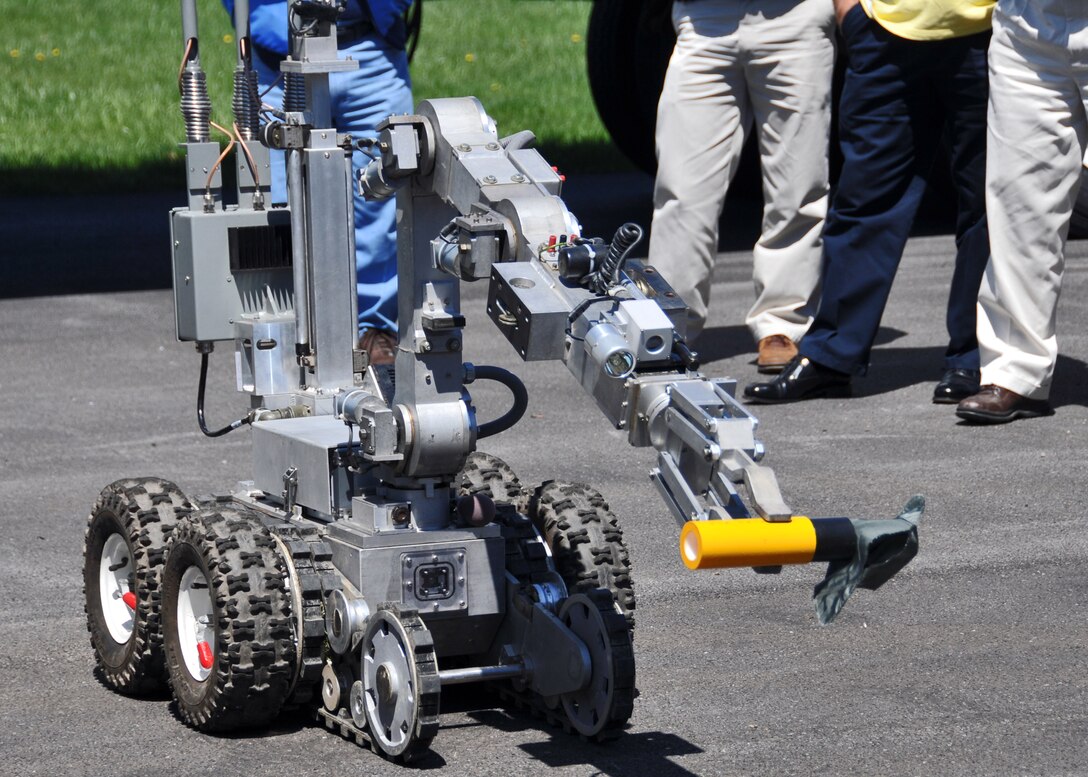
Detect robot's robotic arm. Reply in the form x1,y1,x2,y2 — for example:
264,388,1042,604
354,98,919,621
358,98,791,524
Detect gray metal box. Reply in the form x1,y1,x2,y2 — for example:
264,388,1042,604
487,261,571,360
251,415,357,517
171,206,293,342
325,523,506,656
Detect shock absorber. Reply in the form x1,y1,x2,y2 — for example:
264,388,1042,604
179,0,211,143
180,69,212,143
283,73,307,113
232,65,261,140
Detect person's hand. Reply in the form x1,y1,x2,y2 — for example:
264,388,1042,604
834,0,859,26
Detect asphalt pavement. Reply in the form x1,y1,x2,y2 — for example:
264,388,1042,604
1,183,1087,776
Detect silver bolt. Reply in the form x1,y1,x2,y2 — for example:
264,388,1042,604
404,557,413,568
486,142,499,150
483,175,497,184
458,143,472,152
511,174,525,183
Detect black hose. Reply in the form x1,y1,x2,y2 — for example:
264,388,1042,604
197,350,251,438
472,365,529,439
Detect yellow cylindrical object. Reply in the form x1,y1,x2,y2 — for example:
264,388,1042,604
680,517,816,570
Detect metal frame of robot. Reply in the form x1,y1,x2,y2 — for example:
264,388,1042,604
159,0,848,760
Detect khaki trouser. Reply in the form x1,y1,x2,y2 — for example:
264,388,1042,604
649,0,835,342
978,0,1088,400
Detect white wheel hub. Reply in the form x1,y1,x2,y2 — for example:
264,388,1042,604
176,565,214,681
99,533,136,644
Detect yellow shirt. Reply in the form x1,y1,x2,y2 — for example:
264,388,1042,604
861,0,995,41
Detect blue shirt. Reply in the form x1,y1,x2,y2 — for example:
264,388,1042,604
221,0,413,55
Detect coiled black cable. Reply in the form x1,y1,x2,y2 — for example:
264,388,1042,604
591,222,643,294
472,365,529,439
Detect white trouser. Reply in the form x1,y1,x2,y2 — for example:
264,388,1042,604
978,0,1088,400
649,0,835,342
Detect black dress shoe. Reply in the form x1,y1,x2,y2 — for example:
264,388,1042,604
932,367,980,404
743,355,852,404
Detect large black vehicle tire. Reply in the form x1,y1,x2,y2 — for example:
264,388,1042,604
162,504,296,731
83,478,193,695
527,481,635,629
586,0,675,176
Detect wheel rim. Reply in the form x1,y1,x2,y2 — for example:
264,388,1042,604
561,596,615,736
99,533,135,644
363,619,415,751
176,565,214,681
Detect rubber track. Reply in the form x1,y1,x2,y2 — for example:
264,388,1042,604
84,477,193,694
167,505,296,731
493,589,635,742
260,517,341,707
315,606,440,764
528,481,636,628
458,457,635,739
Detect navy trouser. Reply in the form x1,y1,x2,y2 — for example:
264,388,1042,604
799,6,991,376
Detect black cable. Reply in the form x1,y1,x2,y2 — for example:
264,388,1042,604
473,365,529,439
591,222,643,294
197,350,251,438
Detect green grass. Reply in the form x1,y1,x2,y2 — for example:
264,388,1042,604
0,0,627,194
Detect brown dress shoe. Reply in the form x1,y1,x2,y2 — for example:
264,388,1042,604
757,334,799,374
359,328,398,367
955,384,1053,424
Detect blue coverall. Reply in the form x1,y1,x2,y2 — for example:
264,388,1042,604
222,0,413,335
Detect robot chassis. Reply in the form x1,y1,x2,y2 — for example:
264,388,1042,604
82,0,919,763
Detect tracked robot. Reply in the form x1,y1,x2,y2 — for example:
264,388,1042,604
82,0,920,762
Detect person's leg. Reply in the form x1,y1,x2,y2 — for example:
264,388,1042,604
936,30,990,373
798,10,940,376
649,0,751,341
332,37,413,335
973,0,1086,402
744,0,835,346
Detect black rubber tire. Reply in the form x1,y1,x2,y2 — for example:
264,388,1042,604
162,503,296,731
586,0,675,175
527,481,635,629
455,451,529,513
83,477,193,695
